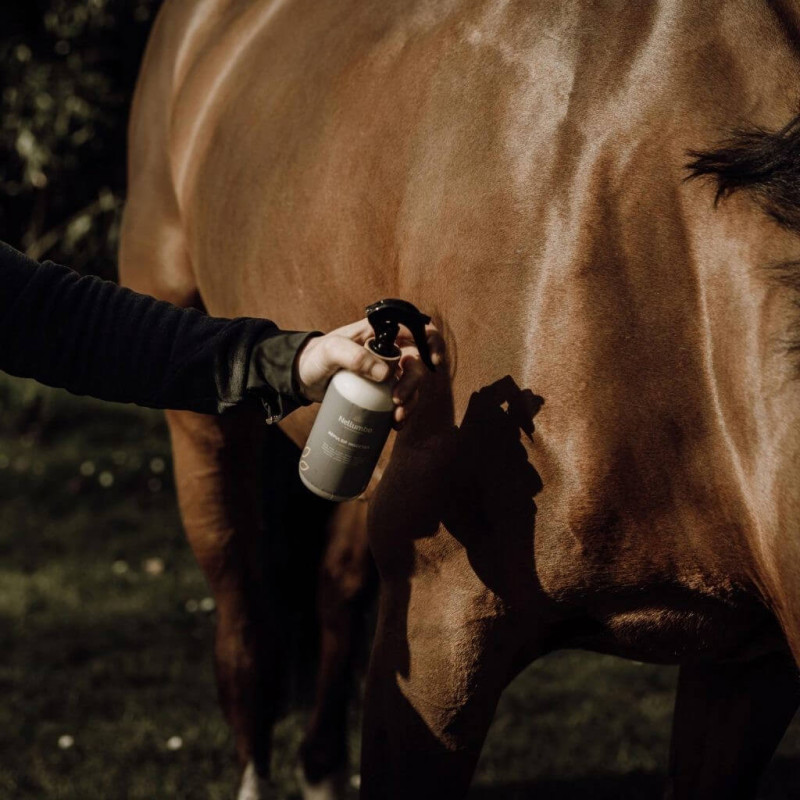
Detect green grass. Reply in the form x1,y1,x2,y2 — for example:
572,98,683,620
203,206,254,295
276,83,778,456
0,378,240,799
1,376,800,799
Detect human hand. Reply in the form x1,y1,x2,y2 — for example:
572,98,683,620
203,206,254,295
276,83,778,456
293,318,444,428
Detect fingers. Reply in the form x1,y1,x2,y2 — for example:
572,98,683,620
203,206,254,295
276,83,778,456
393,350,426,405
326,318,374,344
332,317,445,367
295,315,446,419
395,321,445,367
323,336,391,381
392,388,418,429
390,348,428,429
296,334,392,401
426,323,446,367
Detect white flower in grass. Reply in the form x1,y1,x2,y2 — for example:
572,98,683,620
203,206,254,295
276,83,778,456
144,558,164,576
166,736,183,751
58,735,74,750
199,597,216,613
98,471,114,488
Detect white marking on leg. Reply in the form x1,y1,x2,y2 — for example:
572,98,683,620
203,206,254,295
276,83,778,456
297,765,349,800
238,761,276,800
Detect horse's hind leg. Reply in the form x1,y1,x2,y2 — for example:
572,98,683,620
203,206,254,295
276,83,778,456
259,436,371,800
666,650,800,800
299,500,375,798
166,407,280,800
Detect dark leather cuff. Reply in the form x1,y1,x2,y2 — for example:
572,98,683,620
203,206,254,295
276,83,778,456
246,330,323,423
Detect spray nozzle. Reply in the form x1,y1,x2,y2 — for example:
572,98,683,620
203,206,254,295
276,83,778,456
365,298,435,371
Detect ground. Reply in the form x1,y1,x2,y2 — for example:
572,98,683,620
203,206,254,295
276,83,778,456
0,376,799,799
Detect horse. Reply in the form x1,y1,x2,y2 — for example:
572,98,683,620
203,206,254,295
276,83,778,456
120,1,800,798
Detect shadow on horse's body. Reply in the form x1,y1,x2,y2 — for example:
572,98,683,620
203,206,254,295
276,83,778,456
121,1,800,797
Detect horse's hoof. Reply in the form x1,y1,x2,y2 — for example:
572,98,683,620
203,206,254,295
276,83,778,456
238,761,277,800
297,765,349,800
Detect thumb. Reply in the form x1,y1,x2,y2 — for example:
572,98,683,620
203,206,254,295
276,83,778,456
296,335,393,402
332,339,392,382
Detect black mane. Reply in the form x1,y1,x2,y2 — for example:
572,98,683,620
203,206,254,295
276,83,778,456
687,114,800,368
686,114,800,234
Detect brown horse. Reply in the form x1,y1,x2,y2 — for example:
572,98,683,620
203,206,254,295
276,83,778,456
121,1,800,798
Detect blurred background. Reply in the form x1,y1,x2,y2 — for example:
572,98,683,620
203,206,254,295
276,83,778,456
1,2,799,799
1,0,157,273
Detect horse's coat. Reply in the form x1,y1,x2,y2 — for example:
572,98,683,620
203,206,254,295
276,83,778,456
121,1,800,797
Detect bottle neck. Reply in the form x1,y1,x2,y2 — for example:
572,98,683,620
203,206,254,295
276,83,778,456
365,338,401,380
367,337,401,360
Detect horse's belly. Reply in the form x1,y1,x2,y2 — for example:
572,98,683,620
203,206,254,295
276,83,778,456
564,596,785,664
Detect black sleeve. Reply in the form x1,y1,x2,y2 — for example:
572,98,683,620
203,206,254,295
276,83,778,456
0,240,320,418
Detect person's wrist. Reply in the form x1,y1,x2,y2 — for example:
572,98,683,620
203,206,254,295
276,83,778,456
291,335,317,402
246,329,322,421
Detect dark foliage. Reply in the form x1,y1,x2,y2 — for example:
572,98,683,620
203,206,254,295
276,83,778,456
0,0,163,278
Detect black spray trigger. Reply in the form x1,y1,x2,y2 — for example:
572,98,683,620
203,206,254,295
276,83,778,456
365,298,435,372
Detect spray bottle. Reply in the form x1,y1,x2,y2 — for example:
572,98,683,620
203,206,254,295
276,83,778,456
298,299,435,501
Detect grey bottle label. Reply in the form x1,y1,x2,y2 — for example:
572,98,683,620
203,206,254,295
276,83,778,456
299,382,393,499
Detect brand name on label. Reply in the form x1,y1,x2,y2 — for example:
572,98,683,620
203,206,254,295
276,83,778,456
338,415,373,434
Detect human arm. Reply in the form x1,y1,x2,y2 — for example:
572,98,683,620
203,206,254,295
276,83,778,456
0,241,444,423
0,240,314,418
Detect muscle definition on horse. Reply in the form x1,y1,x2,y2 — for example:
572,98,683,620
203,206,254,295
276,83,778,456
122,1,800,798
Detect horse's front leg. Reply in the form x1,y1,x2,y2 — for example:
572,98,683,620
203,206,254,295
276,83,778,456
359,552,520,800
666,650,800,799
